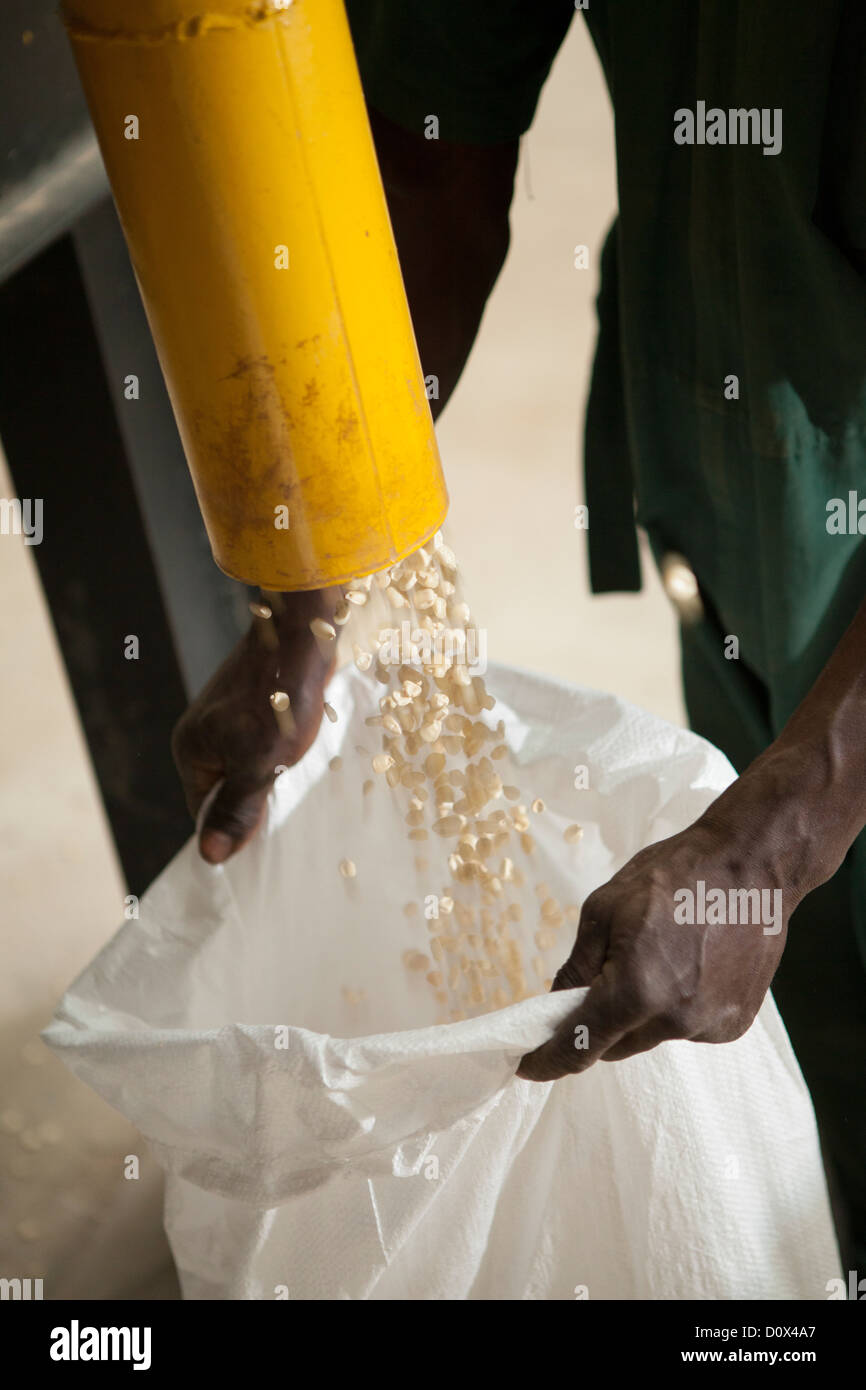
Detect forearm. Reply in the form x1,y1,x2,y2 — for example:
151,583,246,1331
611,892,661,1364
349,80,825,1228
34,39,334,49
368,106,519,419
702,595,866,903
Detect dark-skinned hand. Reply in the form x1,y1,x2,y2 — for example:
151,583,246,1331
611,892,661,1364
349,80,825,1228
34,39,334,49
517,750,820,1081
172,588,339,864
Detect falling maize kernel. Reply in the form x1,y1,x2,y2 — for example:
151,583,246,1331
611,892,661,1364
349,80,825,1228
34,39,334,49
339,859,356,878
437,543,457,571
403,950,430,972
324,703,338,723
564,824,584,844
336,537,580,1025
433,814,465,837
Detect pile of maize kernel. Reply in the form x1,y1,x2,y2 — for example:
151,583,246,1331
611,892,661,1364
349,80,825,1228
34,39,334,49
311,532,583,1024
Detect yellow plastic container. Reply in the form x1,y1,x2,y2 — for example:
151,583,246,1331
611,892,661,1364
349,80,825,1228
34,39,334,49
63,0,448,589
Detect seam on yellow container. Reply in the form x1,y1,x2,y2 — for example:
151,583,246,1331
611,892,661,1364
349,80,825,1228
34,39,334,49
64,2,290,44
271,13,397,560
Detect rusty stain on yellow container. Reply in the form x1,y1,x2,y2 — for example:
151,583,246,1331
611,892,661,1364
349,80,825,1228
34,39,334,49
62,0,448,589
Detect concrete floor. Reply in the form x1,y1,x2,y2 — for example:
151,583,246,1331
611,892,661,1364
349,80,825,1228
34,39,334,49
0,18,684,1298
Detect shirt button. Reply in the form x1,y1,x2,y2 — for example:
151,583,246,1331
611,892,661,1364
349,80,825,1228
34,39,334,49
660,552,704,624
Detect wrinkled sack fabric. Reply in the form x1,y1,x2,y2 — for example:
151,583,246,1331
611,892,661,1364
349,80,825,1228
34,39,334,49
45,664,841,1299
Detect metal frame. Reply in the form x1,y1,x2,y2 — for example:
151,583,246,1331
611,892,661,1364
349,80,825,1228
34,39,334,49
1,3,250,890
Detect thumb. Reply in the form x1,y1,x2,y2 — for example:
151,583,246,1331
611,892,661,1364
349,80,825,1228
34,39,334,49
516,974,627,1082
198,775,271,864
550,896,609,991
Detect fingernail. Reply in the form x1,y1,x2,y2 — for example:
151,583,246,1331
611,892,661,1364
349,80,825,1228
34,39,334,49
199,830,234,864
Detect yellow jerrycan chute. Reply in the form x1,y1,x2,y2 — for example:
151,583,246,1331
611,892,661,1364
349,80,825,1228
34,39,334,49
62,0,448,590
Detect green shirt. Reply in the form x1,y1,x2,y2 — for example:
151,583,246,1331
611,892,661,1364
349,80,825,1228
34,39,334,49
346,0,866,734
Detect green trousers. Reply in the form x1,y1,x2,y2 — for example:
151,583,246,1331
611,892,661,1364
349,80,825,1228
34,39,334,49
679,594,866,1279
